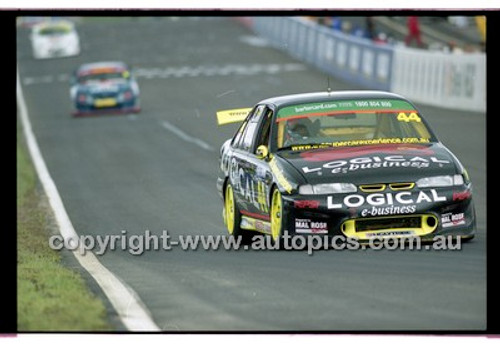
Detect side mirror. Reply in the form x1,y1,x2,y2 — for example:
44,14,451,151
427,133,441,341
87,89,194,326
256,145,269,160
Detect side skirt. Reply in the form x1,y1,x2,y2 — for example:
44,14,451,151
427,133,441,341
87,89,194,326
240,215,272,235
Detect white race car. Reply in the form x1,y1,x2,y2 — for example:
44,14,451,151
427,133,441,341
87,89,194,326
30,20,80,59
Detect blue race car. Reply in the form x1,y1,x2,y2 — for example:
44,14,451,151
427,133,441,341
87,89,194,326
70,61,140,116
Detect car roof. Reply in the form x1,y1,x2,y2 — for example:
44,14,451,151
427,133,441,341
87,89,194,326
76,61,129,76
33,20,75,32
258,91,412,108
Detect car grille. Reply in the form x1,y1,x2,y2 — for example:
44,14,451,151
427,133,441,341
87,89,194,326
359,184,386,192
355,216,421,232
93,91,118,99
341,214,438,238
389,182,415,191
359,182,415,192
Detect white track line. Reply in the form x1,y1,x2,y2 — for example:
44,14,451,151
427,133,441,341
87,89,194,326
22,63,307,85
161,120,214,151
17,68,161,332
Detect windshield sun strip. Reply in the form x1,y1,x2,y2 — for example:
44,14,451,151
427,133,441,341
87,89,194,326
279,138,432,151
276,109,418,123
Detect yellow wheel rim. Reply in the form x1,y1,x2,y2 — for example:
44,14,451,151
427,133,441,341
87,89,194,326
225,184,235,235
271,189,282,241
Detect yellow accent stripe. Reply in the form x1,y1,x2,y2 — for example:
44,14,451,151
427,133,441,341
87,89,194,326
359,182,415,192
269,157,293,194
389,182,415,191
216,108,252,125
359,184,386,193
240,215,272,235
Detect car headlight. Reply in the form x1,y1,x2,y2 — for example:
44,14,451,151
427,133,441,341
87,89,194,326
299,183,357,195
77,93,93,104
416,175,464,188
118,90,133,102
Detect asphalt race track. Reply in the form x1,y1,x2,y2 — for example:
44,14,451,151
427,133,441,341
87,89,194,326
17,17,486,331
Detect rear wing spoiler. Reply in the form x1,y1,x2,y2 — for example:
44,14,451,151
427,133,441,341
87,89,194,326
216,108,252,126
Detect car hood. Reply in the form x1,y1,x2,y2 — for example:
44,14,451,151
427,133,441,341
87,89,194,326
276,143,460,185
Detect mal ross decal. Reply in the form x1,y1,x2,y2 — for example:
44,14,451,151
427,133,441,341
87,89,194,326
441,212,466,228
295,219,328,234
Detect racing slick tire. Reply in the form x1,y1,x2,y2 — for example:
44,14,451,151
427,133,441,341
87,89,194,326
224,183,254,246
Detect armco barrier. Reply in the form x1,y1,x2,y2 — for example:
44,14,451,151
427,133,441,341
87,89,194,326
253,17,393,91
250,17,486,113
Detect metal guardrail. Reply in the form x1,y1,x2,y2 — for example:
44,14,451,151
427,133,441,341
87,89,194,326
254,17,393,91
251,17,486,113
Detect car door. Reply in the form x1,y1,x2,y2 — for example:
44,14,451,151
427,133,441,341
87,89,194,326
249,106,275,218
229,105,274,219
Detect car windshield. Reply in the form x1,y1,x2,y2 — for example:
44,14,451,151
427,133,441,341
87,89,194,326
38,24,72,36
77,70,130,84
275,98,435,151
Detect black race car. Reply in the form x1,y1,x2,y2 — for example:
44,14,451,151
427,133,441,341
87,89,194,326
216,91,476,245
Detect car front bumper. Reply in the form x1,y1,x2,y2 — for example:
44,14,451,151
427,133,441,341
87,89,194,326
73,98,140,116
280,184,476,241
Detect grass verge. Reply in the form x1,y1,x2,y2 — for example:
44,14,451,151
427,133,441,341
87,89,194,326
17,119,112,331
